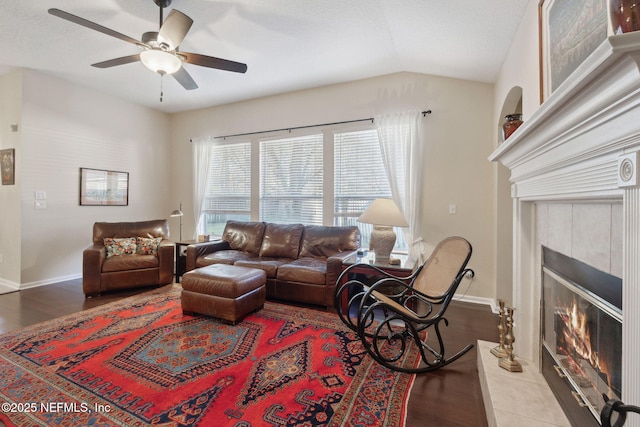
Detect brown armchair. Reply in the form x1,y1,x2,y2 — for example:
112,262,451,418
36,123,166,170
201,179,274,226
82,219,175,297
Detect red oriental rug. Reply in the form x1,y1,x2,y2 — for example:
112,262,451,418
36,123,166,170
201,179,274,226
0,285,418,426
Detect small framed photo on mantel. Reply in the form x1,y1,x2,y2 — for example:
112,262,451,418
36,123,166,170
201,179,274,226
1,148,15,185
538,0,608,102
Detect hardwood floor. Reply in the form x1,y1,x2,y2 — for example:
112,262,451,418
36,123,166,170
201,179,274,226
0,280,498,427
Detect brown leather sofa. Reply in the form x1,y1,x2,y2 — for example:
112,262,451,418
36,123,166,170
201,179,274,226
185,220,360,307
83,219,175,297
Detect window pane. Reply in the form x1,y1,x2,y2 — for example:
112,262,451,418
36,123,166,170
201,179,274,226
334,129,406,251
260,134,323,224
203,212,250,236
203,142,251,235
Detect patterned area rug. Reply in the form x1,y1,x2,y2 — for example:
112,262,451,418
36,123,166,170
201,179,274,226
0,285,417,426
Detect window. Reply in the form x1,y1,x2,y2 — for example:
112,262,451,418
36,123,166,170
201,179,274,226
201,141,251,235
334,129,406,251
200,125,404,251
260,134,323,224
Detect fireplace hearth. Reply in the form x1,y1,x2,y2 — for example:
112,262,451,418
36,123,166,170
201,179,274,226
542,247,622,425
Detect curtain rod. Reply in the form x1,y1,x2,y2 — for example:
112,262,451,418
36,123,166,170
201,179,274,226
202,110,432,141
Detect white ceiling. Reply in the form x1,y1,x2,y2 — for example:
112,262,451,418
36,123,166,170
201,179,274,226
1,0,529,114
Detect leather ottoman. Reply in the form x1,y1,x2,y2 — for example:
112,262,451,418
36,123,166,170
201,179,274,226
181,264,266,324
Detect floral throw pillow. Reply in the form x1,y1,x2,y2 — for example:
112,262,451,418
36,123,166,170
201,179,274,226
104,237,137,258
136,237,162,256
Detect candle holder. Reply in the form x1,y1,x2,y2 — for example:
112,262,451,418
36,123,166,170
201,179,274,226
491,299,508,358
499,306,522,372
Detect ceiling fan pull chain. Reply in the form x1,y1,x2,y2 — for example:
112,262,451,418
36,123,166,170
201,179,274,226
160,74,164,102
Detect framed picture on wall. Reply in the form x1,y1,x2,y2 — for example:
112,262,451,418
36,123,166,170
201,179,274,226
538,0,608,102
1,148,15,185
79,167,129,206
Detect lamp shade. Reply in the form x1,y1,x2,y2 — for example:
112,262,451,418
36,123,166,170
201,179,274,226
140,49,182,75
357,198,409,227
170,202,184,241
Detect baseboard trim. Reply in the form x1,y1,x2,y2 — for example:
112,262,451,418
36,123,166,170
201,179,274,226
453,294,497,313
0,277,19,292
10,275,498,314
19,273,82,290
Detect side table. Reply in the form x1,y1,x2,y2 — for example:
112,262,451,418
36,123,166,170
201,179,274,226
338,251,416,310
174,240,194,283
341,252,415,281
174,239,221,283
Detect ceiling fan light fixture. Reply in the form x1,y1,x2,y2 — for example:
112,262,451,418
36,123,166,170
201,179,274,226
140,49,181,75
49,2,248,92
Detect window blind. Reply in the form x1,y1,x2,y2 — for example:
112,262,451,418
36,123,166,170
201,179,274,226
201,127,403,251
334,129,406,250
203,141,251,234
260,134,324,224
334,129,391,221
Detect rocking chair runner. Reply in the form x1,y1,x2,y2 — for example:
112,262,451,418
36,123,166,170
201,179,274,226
334,236,475,373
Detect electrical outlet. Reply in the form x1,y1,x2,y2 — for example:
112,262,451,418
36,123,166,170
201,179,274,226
448,204,457,214
34,191,47,200
35,200,47,210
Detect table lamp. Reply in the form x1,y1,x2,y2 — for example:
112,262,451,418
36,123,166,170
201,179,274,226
170,202,184,241
357,198,409,260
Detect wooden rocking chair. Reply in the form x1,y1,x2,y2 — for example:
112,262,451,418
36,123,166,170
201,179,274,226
335,236,475,373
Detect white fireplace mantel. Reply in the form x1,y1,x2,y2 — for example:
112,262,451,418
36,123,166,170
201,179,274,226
491,31,640,198
489,31,640,424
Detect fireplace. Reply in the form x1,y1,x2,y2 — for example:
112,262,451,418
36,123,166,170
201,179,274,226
541,247,622,425
489,32,640,427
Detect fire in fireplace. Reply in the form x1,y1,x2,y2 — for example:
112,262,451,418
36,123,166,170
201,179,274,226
542,247,622,425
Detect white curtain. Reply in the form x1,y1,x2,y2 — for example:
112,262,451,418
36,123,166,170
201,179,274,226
375,110,424,262
191,136,214,238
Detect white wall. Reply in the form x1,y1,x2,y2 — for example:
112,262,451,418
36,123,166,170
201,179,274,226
494,0,541,123
7,70,172,287
491,0,545,304
0,71,23,288
171,72,497,300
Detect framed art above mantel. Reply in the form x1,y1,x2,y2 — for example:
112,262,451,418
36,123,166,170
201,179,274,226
79,167,129,206
538,0,609,103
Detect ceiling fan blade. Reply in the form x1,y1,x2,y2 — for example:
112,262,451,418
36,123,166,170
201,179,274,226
181,52,247,74
48,8,140,46
158,10,193,50
92,54,141,68
173,67,198,90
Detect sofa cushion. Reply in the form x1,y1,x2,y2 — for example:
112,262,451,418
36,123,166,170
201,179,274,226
102,254,158,272
234,257,293,278
104,237,137,258
136,237,162,255
259,223,304,258
276,257,327,285
222,221,266,255
299,226,360,258
197,250,254,267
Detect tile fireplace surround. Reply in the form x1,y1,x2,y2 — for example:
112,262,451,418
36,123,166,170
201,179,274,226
489,32,640,427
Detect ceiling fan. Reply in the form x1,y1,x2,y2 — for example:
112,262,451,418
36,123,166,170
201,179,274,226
48,0,247,92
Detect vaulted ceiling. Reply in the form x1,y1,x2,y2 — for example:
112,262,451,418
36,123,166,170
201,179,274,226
1,0,529,113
